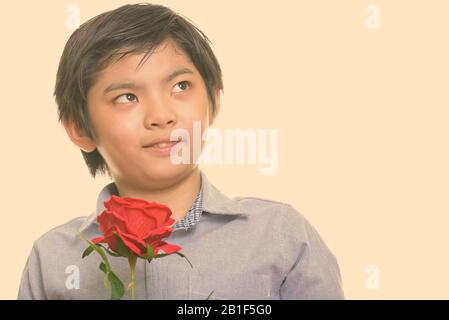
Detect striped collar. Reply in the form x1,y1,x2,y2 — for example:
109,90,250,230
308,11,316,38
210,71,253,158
78,170,250,233
173,177,203,231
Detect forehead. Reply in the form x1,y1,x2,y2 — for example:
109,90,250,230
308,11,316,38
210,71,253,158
94,39,197,84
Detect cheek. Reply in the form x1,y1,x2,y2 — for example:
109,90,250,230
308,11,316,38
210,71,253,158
94,118,140,160
173,105,208,163
180,104,209,133
182,115,210,157
178,96,210,127
177,88,209,119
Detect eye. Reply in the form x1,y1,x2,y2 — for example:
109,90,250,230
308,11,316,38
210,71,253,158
173,81,191,93
114,93,138,104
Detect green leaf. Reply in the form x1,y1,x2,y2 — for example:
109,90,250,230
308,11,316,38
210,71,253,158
100,262,111,291
99,261,109,273
79,232,125,300
114,233,130,258
99,262,125,300
153,250,193,268
78,232,111,270
82,246,94,259
99,262,111,292
144,243,154,260
174,251,193,268
107,271,125,300
97,244,120,257
206,290,214,300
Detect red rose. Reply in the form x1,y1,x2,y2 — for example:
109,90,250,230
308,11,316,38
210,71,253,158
92,195,181,257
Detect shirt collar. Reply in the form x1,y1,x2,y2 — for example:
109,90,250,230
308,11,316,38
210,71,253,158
78,170,250,233
173,177,203,231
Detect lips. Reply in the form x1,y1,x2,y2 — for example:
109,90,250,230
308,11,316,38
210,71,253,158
143,137,182,149
149,141,179,149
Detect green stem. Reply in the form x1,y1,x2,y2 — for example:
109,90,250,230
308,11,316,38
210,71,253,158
128,254,137,300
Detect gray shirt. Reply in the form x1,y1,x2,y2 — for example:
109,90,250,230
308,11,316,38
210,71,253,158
17,171,344,300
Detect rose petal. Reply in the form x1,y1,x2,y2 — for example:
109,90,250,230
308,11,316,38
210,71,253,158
164,217,176,227
104,196,133,219
91,236,104,244
110,195,131,205
97,209,128,234
150,240,181,255
142,205,172,227
125,207,158,238
144,226,173,241
157,243,181,254
102,229,119,253
117,230,147,257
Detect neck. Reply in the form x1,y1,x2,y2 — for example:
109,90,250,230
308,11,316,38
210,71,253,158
114,168,201,222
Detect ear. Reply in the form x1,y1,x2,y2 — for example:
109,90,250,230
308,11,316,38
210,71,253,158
208,89,221,126
62,120,97,152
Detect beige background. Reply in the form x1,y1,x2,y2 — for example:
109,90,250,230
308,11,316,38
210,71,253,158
1,0,448,299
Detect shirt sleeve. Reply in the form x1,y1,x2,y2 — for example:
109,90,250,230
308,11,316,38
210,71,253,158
17,244,47,300
279,205,345,300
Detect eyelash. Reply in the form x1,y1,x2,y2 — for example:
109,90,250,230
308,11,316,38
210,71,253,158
113,80,192,104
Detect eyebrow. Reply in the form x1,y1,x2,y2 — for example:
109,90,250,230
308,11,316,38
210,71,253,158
103,67,194,94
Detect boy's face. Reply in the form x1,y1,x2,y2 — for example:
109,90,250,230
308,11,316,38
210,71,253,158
68,39,219,189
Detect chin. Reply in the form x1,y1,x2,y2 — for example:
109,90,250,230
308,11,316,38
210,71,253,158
142,162,195,183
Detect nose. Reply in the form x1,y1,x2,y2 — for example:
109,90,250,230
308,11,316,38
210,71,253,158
143,97,177,129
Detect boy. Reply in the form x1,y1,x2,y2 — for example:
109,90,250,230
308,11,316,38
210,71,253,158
18,3,344,300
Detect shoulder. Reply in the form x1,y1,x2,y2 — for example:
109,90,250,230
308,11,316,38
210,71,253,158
32,215,89,252
234,196,293,209
230,196,313,240
232,196,307,225
233,195,333,250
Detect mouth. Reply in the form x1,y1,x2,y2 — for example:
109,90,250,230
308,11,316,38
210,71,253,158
145,140,180,149
142,137,183,156
143,137,183,149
